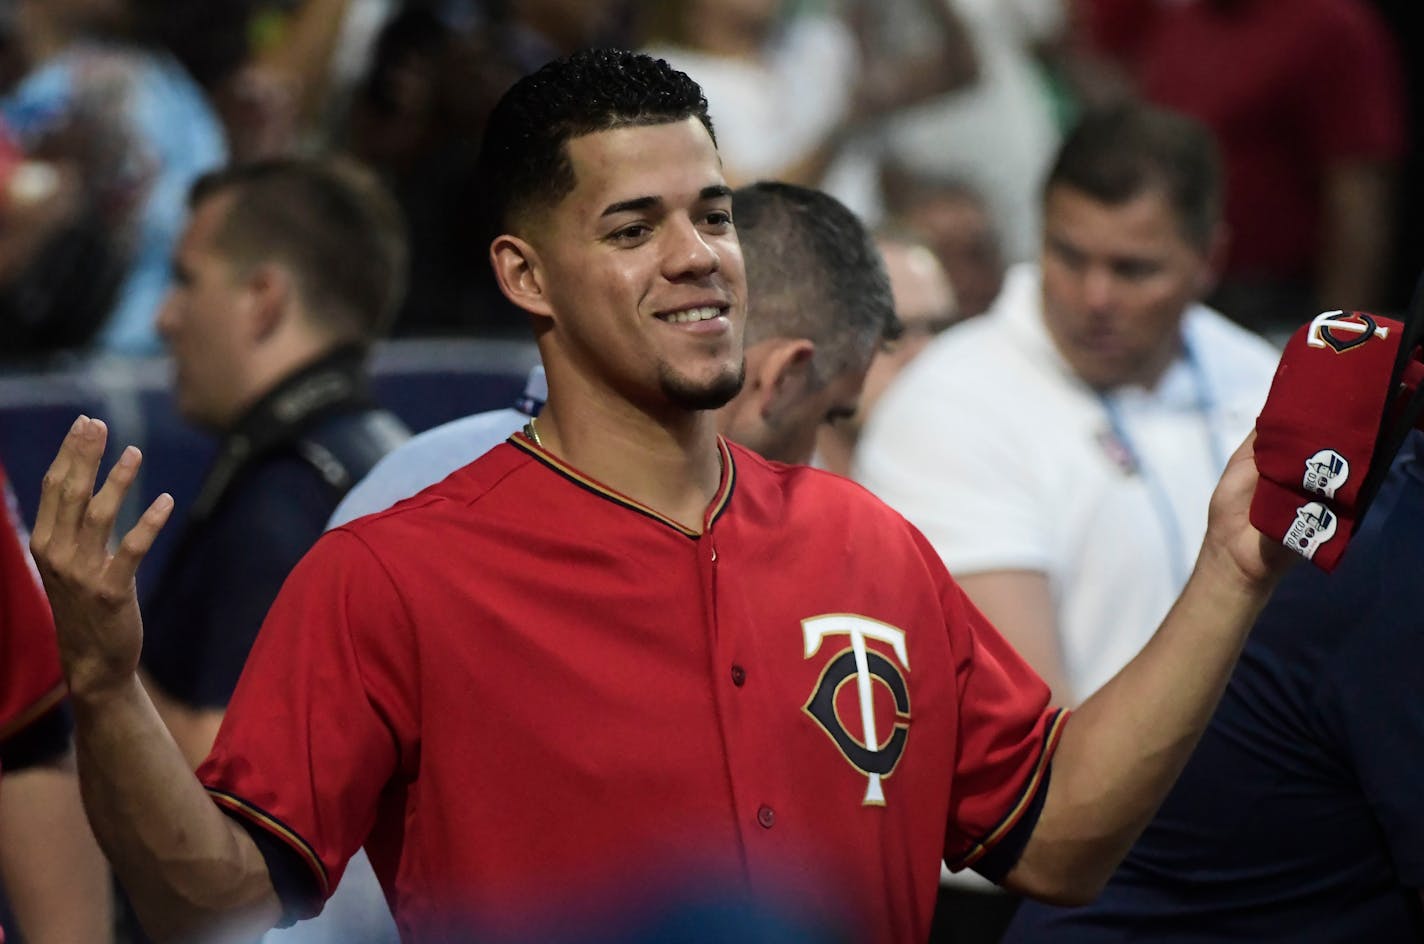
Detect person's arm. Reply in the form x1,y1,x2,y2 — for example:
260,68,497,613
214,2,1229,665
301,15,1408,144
1000,433,1291,903
848,0,980,119
0,747,112,944
955,570,1074,705
253,0,355,128
28,417,281,942
143,674,225,771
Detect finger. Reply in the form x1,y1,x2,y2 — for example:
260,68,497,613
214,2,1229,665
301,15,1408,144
32,415,89,550
104,492,173,591
50,417,109,546
1227,428,1257,467
76,445,142,566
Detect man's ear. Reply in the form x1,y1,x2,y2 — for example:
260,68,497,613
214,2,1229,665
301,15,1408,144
246,263,293,341
751,337,817,424
491,234,554,318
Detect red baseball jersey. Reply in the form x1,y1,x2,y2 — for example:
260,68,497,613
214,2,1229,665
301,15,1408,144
199,437,1064,942
0,462,64,764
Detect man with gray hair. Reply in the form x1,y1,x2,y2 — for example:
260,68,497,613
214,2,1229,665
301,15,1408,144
716,180,894,465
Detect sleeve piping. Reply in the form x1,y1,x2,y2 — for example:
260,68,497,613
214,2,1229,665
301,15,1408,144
0,681,66,742
948,707,1069,871
206,787,330,899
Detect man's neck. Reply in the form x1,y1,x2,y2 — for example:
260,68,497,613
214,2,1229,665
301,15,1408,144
532,389,725,534
817,427,856,479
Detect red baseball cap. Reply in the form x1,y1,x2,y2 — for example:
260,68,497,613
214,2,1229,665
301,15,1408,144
1250,308,1424,570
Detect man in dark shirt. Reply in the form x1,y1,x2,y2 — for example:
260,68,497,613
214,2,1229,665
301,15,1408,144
1008,431,1424,942
140,156,410,768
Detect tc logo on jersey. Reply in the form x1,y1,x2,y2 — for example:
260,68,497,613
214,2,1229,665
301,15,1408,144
1302,448,1349,499
1306,310,1389,353
801,615,911,806
1284,501,1338,560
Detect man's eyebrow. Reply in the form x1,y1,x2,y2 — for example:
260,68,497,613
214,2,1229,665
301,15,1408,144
600,186,732,218
601,196,660,217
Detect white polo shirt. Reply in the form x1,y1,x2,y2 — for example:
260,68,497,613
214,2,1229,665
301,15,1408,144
856,264,1280,701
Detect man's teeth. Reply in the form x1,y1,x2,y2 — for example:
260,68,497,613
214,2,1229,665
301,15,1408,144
664,306,722,324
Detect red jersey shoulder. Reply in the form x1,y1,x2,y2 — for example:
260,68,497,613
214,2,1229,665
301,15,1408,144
335,441,536,531
0,461,64,740
726,442,926,535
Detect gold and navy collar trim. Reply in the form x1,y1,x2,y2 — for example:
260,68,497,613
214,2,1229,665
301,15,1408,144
508,433,736,539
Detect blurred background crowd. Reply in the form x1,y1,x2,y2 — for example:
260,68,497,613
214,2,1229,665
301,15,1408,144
0,0,1417,365
0,1,1421,942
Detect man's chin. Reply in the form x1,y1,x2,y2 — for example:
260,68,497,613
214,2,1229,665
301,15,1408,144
661,365,746,413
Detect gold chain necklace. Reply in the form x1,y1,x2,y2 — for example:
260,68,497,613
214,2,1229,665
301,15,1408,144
524,416,544,447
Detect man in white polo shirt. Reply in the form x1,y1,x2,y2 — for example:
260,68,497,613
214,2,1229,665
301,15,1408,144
858,104,1280,707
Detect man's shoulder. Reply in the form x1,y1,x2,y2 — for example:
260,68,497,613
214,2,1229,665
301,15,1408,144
335,439,535,535
730,443,917,528
1185,306,1282,380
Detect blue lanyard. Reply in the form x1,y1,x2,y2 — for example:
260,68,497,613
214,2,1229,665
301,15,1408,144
1096,339,1224,587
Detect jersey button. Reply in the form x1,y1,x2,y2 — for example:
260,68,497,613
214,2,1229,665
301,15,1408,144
757,805,776,829
730,664,746,687
710,546,718,562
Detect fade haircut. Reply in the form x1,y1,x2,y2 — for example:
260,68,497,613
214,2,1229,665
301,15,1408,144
476,48,716,234
189,157,408,345
735,181,893,383
1046,103,1223,250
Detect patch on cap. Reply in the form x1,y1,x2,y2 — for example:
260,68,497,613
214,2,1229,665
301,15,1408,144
1301,449,1349,499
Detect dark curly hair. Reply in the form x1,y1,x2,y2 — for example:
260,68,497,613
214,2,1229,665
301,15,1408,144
476,49,716,236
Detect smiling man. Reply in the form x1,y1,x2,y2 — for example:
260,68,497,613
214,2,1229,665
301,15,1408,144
858,104,1281,706
31,54,1293,944
327,180,891,536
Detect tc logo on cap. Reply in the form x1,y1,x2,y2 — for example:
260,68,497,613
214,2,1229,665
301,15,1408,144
1307,311,1390,353
1284,502,1338,560
1302,449,1349,499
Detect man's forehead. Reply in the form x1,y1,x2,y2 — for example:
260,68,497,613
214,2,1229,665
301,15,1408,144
561,119,725,208
1047,185,1204,255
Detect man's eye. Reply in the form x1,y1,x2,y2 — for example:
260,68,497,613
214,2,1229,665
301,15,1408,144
1116,261,1159,280
611,224,651,242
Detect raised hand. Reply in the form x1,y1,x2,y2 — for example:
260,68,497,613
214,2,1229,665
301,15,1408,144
29,416,173,702
1202,431,1297,588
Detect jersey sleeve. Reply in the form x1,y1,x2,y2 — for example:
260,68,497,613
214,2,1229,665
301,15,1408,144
0,465,65,748
196,529,418,918
926,530,1067,875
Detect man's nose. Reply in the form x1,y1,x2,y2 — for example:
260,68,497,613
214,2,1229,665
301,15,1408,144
155,292,179,338
663,218,720,280
1081,266,1117,313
